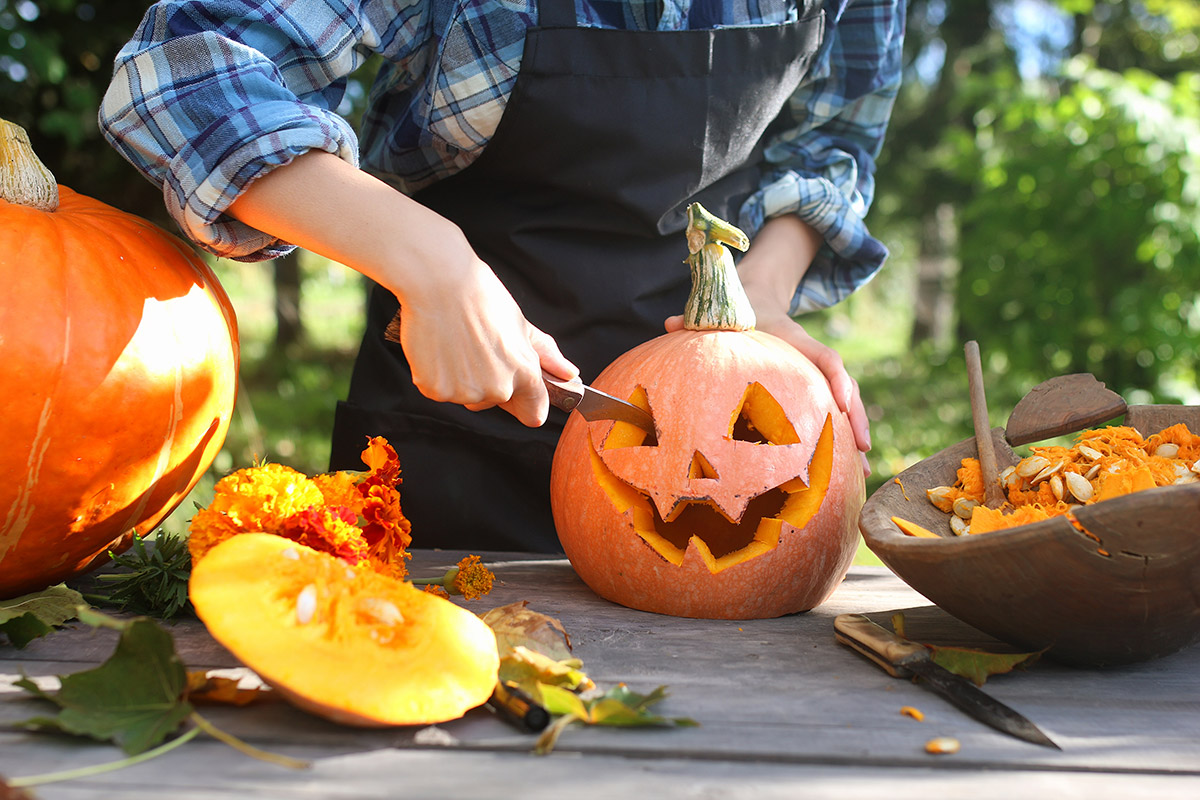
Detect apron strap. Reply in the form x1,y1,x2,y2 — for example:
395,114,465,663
539,0,578,29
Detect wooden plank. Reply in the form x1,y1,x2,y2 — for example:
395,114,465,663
4,553,1200,797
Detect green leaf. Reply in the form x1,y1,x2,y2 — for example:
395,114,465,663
497,645,592,700
17,611,192,755
0,586,85,647
90,532,193,621
891,613,1043,686
532,683,697,754
928,646,1044,687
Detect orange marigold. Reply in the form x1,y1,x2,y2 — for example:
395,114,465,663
450,555,495,600
188,463,324,563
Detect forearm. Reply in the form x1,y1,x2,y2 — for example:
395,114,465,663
737,214,824,322
226,151,478,311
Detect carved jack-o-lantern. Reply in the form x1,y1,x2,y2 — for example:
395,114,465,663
550,205,865,619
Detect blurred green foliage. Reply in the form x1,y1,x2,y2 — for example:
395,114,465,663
5,0,1200,560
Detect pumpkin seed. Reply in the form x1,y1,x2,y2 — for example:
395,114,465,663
296,584,318,625
1077,445,1103,461
1049,473,1064,501
1031,460,1064,484
925,736,961,755
1017,456,1051,478
1174,474,1199,485
1000,465,1019,489
1192,459,1200,475
281,547,300,560
358,597,405,627
1064,471,1093,502
1155,443,1181,458
950,515,970,536
1085,463,1102,480
951,496,978,519
927,486,954,507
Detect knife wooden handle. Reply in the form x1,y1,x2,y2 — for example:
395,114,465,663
834,614,930,679
543,372,584,413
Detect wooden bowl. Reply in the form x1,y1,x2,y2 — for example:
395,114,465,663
860,401,1200,667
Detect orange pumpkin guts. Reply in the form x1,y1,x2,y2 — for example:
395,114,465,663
189,533,500,726
550,204,865,619
0,119,239,598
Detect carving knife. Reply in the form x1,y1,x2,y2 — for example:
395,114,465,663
543,372,656,440
383,310,655,437
834,613,1060,749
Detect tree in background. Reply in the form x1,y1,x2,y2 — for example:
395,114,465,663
879,0,1200,402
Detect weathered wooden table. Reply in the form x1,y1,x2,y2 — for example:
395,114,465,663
3,550,1199,798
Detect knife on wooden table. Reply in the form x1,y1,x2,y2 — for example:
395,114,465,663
834,613,1060,749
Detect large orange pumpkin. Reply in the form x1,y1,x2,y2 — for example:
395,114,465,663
0,120,239,598
550,205,864,619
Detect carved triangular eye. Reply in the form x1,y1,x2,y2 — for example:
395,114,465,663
601,385,658,449
688,450,719,480
730,382,800,445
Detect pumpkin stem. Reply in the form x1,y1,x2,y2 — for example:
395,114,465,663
682,203,755,331
0,118,60,212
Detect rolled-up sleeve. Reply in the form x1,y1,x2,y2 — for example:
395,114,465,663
100,1,401,261
739,0,905,314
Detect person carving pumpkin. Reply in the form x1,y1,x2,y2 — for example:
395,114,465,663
101,0,904,552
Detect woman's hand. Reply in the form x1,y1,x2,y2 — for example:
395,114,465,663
666,214,871,469
228,150,576,427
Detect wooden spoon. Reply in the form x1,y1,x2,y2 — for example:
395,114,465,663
964,341,1005,508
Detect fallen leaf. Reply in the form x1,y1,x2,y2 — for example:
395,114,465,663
498,645,593,699
480,601,573,661
891,613,1043,686
16,610,192,754
185,672,275,707
0,586,85,648
534,683,697,755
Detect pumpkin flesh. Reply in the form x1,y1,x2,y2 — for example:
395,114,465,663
189,533,500,726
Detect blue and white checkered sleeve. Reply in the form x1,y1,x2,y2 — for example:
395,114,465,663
738,0,905,314
99,1,407,261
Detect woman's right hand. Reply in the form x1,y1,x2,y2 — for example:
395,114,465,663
227,150,576,427
394,242,577,427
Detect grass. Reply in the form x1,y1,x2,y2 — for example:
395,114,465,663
163,234,986,567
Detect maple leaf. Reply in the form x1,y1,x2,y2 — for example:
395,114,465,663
0,586,84,648
16,609,192,755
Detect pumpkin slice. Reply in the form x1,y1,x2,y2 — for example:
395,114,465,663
190,533,499,726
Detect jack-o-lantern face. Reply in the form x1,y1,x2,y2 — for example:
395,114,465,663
551,329,865,620
590,381,834,575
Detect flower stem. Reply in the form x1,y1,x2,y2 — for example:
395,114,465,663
188,711,311,770
7,727,202,788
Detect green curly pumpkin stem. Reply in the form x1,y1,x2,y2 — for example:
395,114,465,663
0,118,59,212
682,202,755,331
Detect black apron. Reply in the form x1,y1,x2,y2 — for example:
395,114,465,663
331,0,825,552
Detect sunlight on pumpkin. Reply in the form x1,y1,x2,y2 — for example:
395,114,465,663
590,379,835,573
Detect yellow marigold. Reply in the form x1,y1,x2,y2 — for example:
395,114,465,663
312,470,364,513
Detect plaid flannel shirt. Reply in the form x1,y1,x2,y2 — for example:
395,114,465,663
100,0,904,313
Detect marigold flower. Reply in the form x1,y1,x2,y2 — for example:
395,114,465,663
450,555,495,600
188,463,324,563
278,506,369,564
409,554,495,600
422,584,451,599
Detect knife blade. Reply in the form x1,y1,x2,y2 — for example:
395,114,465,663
834,613,1060,749
543,372,657,441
